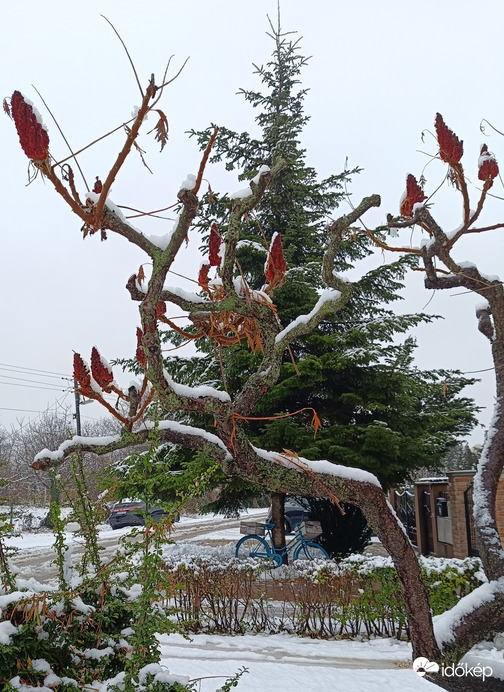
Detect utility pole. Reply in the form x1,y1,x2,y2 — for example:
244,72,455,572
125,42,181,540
73,378,82,436
73,380,94,435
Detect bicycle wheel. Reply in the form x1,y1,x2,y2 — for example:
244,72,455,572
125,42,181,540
235,535,272,560
293,541,329,561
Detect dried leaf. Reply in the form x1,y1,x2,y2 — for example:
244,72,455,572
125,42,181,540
130,132,153,173
447,168,460,189
93,177,103,194
3,98,11,118
137,265,145,285
148,109,169,152
282,448,300,459
243,316,264,353
156,301,167,317
311,410,322,437
198,263,211,292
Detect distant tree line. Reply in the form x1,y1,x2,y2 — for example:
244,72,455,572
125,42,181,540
0,410,120,506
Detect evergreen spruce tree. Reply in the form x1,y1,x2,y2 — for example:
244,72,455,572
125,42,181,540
436,441,480,473
112,16,477,556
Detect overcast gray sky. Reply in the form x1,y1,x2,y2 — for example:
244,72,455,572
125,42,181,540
1,0,503,444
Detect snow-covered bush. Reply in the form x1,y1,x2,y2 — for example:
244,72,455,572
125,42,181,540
161,550,485,639
0,581,137,687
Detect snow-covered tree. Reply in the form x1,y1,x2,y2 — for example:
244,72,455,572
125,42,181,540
4,52,499,669
182,20,477,497
138,20,476,564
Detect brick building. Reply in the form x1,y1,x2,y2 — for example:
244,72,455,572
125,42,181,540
411,471,504,558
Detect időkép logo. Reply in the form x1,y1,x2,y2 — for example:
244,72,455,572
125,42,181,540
413,656,493,681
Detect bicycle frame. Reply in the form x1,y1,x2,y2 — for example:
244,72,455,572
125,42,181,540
235,521,328,566
264,522,305,559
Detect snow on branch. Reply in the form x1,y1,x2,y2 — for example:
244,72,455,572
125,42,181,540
433,577,504,650
33,434,121,469
32,420,232,471
163,370,230,403
252,445,381,487
274,288,343,346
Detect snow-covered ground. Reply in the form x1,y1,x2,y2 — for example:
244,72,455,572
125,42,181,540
158,633,438,691
2,507,267,551
3,506,504,689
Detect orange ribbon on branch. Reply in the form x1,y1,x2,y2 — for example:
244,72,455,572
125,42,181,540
231,407,322,449
275,449,346,515
229,408,344,513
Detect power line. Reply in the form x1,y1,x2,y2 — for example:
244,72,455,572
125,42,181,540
0,380,71,393
0,366,71,382
0,373,72,388
0,362,135,430
0,393,76,433
0,406,44,413
0,362,71,378
0,362,124,398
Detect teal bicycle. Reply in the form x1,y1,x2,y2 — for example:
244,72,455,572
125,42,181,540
235,520,329,567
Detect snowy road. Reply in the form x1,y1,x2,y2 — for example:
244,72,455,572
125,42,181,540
7,510,267,583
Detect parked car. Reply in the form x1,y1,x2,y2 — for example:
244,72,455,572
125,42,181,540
107,501,179,529
267,497,313,534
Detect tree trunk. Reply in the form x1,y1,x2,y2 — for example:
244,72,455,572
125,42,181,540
270,492,287,564
473,290,504,580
